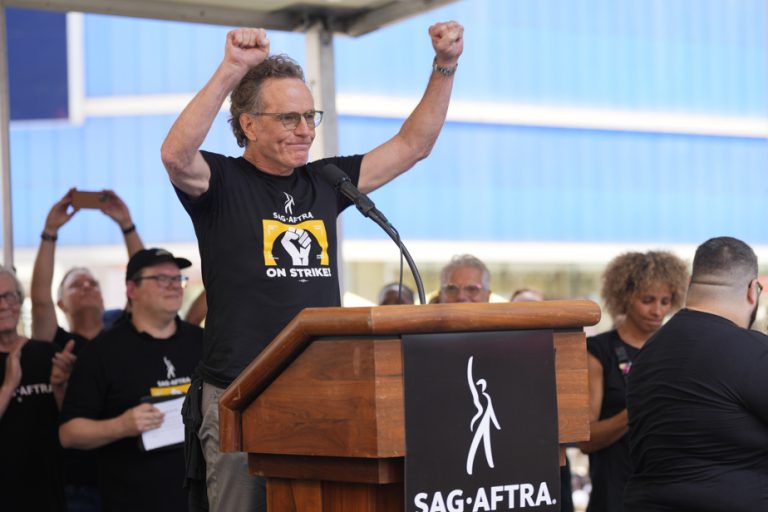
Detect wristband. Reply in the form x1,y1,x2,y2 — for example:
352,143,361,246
121,224,136,235
41,232,57,242
432,57,458,77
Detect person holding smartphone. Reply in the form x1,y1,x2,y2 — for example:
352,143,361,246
32,188,144,344
30,187,145,511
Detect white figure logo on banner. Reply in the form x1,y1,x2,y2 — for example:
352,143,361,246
466,356,501,475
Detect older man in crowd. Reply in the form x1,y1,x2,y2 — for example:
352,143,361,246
438,254,492,304
0,265,67,511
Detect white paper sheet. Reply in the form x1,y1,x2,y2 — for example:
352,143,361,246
140,396,185,451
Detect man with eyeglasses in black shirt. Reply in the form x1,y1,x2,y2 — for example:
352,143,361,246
59,248,202,512
161,20,464,512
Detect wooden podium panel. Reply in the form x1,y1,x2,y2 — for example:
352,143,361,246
219,301,600,510
267,479,403,512
242,337,404,459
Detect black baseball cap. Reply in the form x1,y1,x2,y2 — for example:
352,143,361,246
126,248,192,281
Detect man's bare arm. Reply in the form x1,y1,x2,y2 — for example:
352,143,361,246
359,21,464,193
161,28,270,198
31,191,77,341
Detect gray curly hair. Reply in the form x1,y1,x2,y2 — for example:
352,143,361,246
439,254,491,290
228,54,306,147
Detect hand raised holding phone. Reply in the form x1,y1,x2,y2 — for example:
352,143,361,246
40,189,141,248
71,190,107,209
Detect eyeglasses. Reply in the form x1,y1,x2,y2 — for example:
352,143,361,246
755,280,763,297
0,291,21,306
250,110,323,130
441,283,486,298
68,278,100,290
134,274,189,289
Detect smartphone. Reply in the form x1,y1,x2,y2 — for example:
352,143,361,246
71,191,107,209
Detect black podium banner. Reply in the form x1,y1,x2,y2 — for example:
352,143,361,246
403,330,560,512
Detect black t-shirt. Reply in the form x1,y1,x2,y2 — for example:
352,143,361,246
60,319,203,512
0,339,65,511
54,326,100,487
626,309,768,512
53,325,91,352
585,330,640,512
175,151,363,387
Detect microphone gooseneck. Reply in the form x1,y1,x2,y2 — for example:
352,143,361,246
320,164,426,305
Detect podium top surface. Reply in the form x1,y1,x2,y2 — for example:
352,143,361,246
220,300,600,413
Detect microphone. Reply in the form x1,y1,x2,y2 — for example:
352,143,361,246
319,164,426,305
318,164,389,225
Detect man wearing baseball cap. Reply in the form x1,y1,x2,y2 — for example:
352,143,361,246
58,248,203,511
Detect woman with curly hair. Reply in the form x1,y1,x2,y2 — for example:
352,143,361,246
579,251,689,512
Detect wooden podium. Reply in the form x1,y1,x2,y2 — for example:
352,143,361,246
219,300,600,511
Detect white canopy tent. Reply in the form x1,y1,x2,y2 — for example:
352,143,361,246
0,0,458,267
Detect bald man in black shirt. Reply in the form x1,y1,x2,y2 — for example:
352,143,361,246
625,236,768,512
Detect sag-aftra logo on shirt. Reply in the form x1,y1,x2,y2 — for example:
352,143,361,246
261,205,332,282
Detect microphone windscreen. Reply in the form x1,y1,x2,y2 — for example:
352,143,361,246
318,164,350,187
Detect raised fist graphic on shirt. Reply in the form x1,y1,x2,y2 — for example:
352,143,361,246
281,227,312,266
